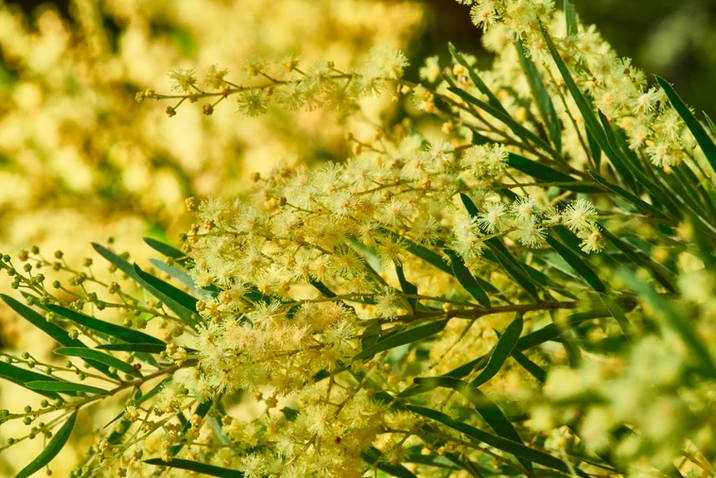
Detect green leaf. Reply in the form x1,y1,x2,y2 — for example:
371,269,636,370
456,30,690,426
516,309,613,350
469,315,523,388
16,411,77,478
516,40,562,153
353,321,448,362
444,250,490,308
506,154,598,193
407,406,583,475
600,227,676,292
449,42,508,116
26,380,110,396
54,347,141,377
47,305,165,345
545,233,605,292
510,348,547,383
589,172,675,224
1,294,118,379
412,377,533,474
96,343,167,354
143,237,187,262
599,294,634,340
395,264,418,310
0,361,61,399
705,112,716,137
362,446,418,478
310,279,337,298
144,458,243,477
170,400,214,455
448,86,559,161
91,243,200,329
565,0,578,36
460,194,541,299
150,259,207,297
540,23,608,144
133,264,200,326
656,76,716,173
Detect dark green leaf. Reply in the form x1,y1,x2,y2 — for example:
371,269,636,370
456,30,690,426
143,237,187,262
589,172,674,223
599,294,633,340
516,40,562,152
144,458,243,477
150,259,205,296
510,348,547,382
133,264,199,325
469,315,523,388
54,347,141,377
448,86,559,160
395,264,419,310
92,243,200,329
362,446,418,478
16,411,77,478
0,361,61,399
449,42,508,116
506,154,598,193
170,400,214,455
1,294,118,379
600,227,675,292
26,380,110,396
656,76,716,173
47,305,164,345
565,0,578,36
310,279,337,298
407,406,583,475
354,321,448,362
545,233,605,292
705,112,716,137
96,343,167,354
444,250,490,308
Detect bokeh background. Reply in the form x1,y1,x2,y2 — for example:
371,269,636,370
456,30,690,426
0,0,715,475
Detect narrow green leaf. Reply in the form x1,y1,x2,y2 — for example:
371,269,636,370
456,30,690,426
469,316,523,388
47,305,164,345
589,172,675,223
16,411,77,478
565,0,578,36
510,348,547,382
449,42,508,116
545,233,605,292
170,400,214,455
516,40,562,152
1,294,118,379
506,154,598,193
444,250,490,308
395,264,419,310
150,259,208,297
92,243,200,329
460,194,541,299
354,321,448,362
705,112,716,137
310,279,337,298
143,237,187,262
362,446,418,478
407,406,583,475
133,264,199,323
26,380,110,396
144,458,243,477
448,86,559,160
516,309,613,350
656,76,716,173
96,343,167,354
599,294,633,340
540,23,608,147
412,377,533,474
586,127,602,169
600,227,676,292
0,361,61,399
55,347,141,377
